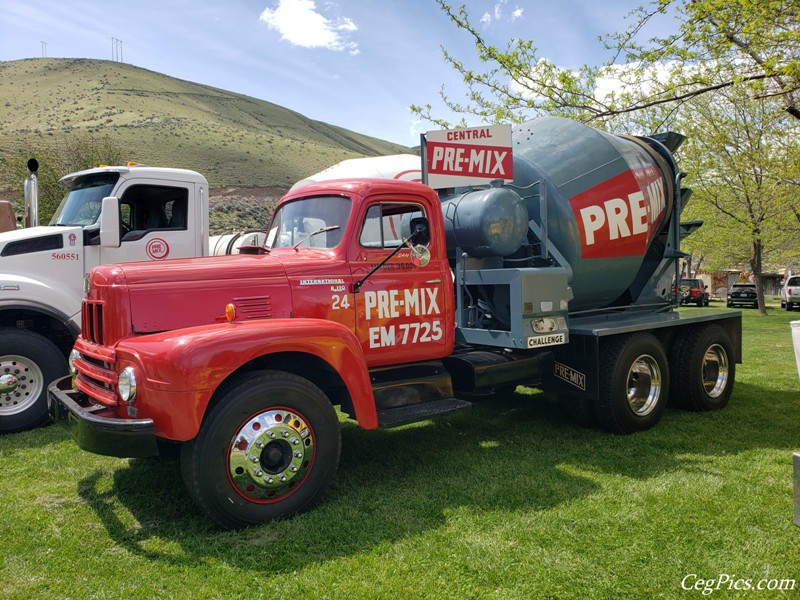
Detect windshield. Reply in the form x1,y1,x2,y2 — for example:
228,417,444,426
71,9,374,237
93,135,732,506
49,173,120,226
266,195,351,249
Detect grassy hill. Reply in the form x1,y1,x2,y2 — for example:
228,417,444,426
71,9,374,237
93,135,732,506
0,58,412,232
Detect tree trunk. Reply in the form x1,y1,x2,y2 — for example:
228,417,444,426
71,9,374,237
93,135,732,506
751,238,767,316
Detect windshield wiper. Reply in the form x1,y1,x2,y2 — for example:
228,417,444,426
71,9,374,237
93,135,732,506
292,225,340,251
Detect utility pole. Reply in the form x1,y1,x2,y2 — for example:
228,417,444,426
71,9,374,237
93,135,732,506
111,38,123,62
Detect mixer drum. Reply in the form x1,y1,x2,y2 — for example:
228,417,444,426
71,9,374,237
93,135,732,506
511,117,675,311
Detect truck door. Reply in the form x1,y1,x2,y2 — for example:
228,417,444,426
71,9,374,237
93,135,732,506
94,180,199,268
350,196,453,367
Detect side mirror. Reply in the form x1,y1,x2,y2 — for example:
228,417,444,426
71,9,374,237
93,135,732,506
100,196,121,248
409,217,430,246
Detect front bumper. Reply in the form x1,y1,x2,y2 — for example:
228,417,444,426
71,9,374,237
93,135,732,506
48,375,159,458
728,297,757,306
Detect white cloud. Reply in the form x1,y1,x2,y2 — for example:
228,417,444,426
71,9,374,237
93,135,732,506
479,1,523,26
259,0,359,55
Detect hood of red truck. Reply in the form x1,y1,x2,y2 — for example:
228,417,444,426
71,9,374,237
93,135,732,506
95,249,343,335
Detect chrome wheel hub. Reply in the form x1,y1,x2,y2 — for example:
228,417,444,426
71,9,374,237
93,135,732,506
0,355,43,416
228,409,314,501
702,344,729,398
626,354,662,416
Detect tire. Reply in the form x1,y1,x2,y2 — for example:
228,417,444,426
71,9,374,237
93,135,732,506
596,333,668,434
786,302,793,312
0,328,68,434
669,325,735,411
696,297,703,307
181,370,340,529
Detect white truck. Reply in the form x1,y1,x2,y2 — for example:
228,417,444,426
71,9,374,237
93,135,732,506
782,275,800,311
0,161,263,433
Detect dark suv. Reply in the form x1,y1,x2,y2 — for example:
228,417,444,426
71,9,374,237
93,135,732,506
678,278,710,306
727,283,757,308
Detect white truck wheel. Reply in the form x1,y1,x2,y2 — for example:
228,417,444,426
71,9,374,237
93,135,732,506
0,328,68,434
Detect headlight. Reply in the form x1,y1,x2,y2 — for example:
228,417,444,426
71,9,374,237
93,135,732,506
118,366,138,403
68,349,80,375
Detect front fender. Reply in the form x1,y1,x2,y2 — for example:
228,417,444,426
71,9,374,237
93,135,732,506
117,318,376,440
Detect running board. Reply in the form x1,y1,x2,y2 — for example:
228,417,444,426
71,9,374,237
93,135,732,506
377,397,471,429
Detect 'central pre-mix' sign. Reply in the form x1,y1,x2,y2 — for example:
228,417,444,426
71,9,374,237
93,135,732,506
425,125,513,188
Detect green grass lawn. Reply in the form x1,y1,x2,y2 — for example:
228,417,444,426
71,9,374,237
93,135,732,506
2,307,799,598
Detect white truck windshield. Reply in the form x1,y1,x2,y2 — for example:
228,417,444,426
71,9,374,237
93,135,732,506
49,173,120,226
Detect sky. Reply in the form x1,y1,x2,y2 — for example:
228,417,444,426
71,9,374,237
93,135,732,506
0,0,657,147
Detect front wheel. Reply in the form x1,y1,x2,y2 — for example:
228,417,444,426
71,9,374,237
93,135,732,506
181,371,341,529
670,325,735,411
0,328,68,434
596,333,669,434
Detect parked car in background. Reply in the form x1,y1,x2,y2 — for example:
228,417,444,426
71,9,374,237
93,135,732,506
781,276,800,311
678,278,710,306
727,283,758,308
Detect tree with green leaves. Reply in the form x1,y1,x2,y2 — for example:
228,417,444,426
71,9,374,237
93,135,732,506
412,0,799,127
5,133,125,224
681,85,800,313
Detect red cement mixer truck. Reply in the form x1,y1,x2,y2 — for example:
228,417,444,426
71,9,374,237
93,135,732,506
50,117,741,529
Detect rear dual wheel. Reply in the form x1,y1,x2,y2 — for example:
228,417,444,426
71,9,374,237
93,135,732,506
181,371,340,529
596,333,668,434
670,325,735,411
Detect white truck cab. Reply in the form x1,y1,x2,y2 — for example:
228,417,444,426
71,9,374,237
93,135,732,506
0,164,213,433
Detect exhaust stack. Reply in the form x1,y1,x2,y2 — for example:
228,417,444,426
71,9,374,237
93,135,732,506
24,158,39,228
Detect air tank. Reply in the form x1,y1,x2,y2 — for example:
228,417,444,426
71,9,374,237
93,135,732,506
507,117,678,311
440,185,529,258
